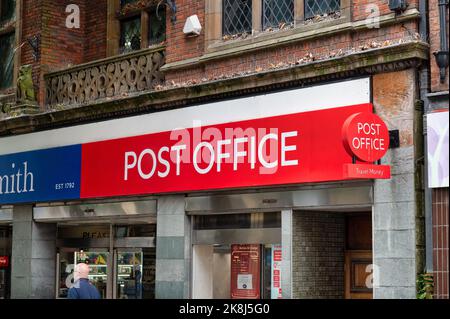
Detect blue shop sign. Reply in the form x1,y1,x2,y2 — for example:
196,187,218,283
0,145,81,205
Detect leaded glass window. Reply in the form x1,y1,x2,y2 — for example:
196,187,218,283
121,0,138,8
120,16,142,54
223,0,252,36
148,6,166,45
305,0,340,19
0,0,16,26
0,32,15,90
263,0,294,30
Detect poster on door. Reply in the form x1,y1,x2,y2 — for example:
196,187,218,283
230,244,261,299
271,244,283,299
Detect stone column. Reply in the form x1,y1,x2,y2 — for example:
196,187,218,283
373,147,418,298
155,195,191,299
11,205,57,299
281,209,292,299
372,69,421,299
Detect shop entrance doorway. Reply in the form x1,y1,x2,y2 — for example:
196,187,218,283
344,213,373,299
192,212,282,299
56,224,156,299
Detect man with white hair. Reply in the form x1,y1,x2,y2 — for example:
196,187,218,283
68,263,101,299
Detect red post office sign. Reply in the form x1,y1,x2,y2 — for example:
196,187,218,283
342,112,390,163
0,256,9,268
342,112,391,179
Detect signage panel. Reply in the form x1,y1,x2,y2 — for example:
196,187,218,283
0,78,391,205
0,145,81,204
80,103,372,198
427,110,449,188
231,244,261,299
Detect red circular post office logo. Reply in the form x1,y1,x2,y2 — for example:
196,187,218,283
342,112,390,162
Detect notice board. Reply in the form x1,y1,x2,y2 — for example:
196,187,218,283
230,244,261,299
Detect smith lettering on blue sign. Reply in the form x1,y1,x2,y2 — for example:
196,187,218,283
0,145,81,205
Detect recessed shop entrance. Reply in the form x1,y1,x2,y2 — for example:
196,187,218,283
344,213,373,299
192,212,282,299
33,200,158,300
292,210,373,299
56,223,156,299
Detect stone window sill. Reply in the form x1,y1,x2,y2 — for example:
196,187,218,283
208,15,349,54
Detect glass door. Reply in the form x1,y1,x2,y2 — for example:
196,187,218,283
114,249,143,299
57,248,110,299
75,250,109,299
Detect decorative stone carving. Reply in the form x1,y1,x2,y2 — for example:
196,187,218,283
45,48,165,108
17,65,36,103
8,65,40,117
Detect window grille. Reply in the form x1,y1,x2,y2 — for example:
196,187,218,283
120,16,142,54
262,0,294,30
0,0,16,25
305,0,340,19
148,6,166,45
223,0,252,36
0,32,14,90
120,0,138,8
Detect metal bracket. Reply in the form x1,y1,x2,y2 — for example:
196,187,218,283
389,130,400,149
157,0,177,24
27,35,40,62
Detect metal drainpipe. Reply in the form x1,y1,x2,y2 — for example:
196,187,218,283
419,0,434,273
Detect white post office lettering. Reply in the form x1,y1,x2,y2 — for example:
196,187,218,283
123,130,300,181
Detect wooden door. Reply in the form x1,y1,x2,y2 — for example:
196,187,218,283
344,250,373,299
344,214,373,299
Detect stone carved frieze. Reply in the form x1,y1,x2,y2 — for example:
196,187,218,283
45,48,165,108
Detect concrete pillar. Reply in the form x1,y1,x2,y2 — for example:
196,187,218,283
11,205,57,299
192,245,213,299
155,195,191,299
281,209,292,299
373,146,417,299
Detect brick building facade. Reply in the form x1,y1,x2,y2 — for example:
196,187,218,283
0,0,448,299
427,0,449,300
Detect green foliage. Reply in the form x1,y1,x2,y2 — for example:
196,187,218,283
417,273,434,299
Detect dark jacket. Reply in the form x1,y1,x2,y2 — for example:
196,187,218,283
68,278,101,299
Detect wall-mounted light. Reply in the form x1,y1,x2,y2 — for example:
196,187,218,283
389,0,408,14
183,15,202,37
434,0,449,83
434,51,449,83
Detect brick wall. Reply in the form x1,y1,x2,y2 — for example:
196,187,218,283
16,1,424,107
20,0,107,104
352,0,419,21
433,188,449,299
165,0,205,64
166,20,419,84
292,211,345,299
429,0,449,92
41,0,86,68
85,0,107,62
